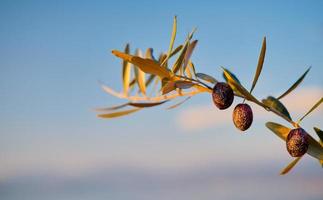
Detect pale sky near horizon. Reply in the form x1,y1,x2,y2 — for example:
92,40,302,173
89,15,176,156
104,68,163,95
1,0,323,185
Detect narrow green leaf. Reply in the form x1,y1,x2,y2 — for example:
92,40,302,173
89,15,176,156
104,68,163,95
134,49,146,95
162,16,177,66
122,44,131,95
265,122,291,141
280,157,302,175
262,96,292,121
169,45,183,58
112,50,172,79
222,67,263,106
196,73,217,84
167,96,191,109
95,103,129,111
97,108,142,118
298,98,323,122
172,41,189,73
162,80,176,95
277,67,311,100
266,122,323,160
183,40,198,71
174,80,195,89
314,127,323,142
129,100,168,108
314,127,323,167
250,37,266,94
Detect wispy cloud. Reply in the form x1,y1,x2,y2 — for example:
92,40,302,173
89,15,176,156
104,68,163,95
177,86,323,131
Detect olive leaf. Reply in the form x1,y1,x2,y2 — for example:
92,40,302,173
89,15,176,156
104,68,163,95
314,127,323,167
172,41,189,73
134,49,146,95
183,40,198,71
265,122,290,140
266,122,323,160
280,157,302,175
222,68,243,97
162,15,177,67
222,67,263,106
167,96,191,109
122,44,131,95
97,108,142,118
298,97,323,123
169,45,183,58
112,50,172,79
196,73,217,84
129,100,168,108
174,80,195,89
262,96,292,121
95,103,129,111
145,48,156,61
277,67,311,100
162,80,176,95
250,37,266,94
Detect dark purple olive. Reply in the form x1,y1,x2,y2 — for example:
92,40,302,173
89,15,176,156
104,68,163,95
286,128,309,157
232,103,253,131
212,82,234,110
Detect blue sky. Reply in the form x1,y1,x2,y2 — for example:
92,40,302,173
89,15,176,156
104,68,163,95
0,0,323,199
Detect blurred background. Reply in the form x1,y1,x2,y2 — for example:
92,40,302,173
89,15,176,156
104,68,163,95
1,0,323,199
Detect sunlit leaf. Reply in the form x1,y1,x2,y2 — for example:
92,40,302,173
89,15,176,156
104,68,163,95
277,67,311,100
250,37,266,94
162,80,176,95
280,157,302,175
134,49,146,95
172,42,189,73
314,127,323,142
129,100,168,108
222,67,263,106
183,40,198,71
266,122,323,160
169,45,183,58
222,68,243,97
262,96,292,121
298,97,323,122
265,122,291,141
314,127,323,167
112,50,172,79
122,44,131,95
162,15,177,67
95,103,129,111
97,108,142,118
175,80,195,89
145,48,156,61
167,96,191,109
196,73,217,84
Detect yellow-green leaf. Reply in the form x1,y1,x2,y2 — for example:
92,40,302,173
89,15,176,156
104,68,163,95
134,49,146,95
298,97,323,122
196,73,217,84
174,80,195,89
314,127,323,167
97,108,142,118
129,100,168,108
222,67,263,106
265,122,290,141
95,103,129,111
266,122,323,160
122,44,131,95
250,37,266,94
262,96,292,121
163,15,177,67
280,157,302,175
183,40,198,71
172,42,189,73
162,80,176,95
169,45,183,58
112,50,172,79
277,67,311,100
167,96,191,109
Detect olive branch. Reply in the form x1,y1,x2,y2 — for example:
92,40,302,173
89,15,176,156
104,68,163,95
96,16,323,175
